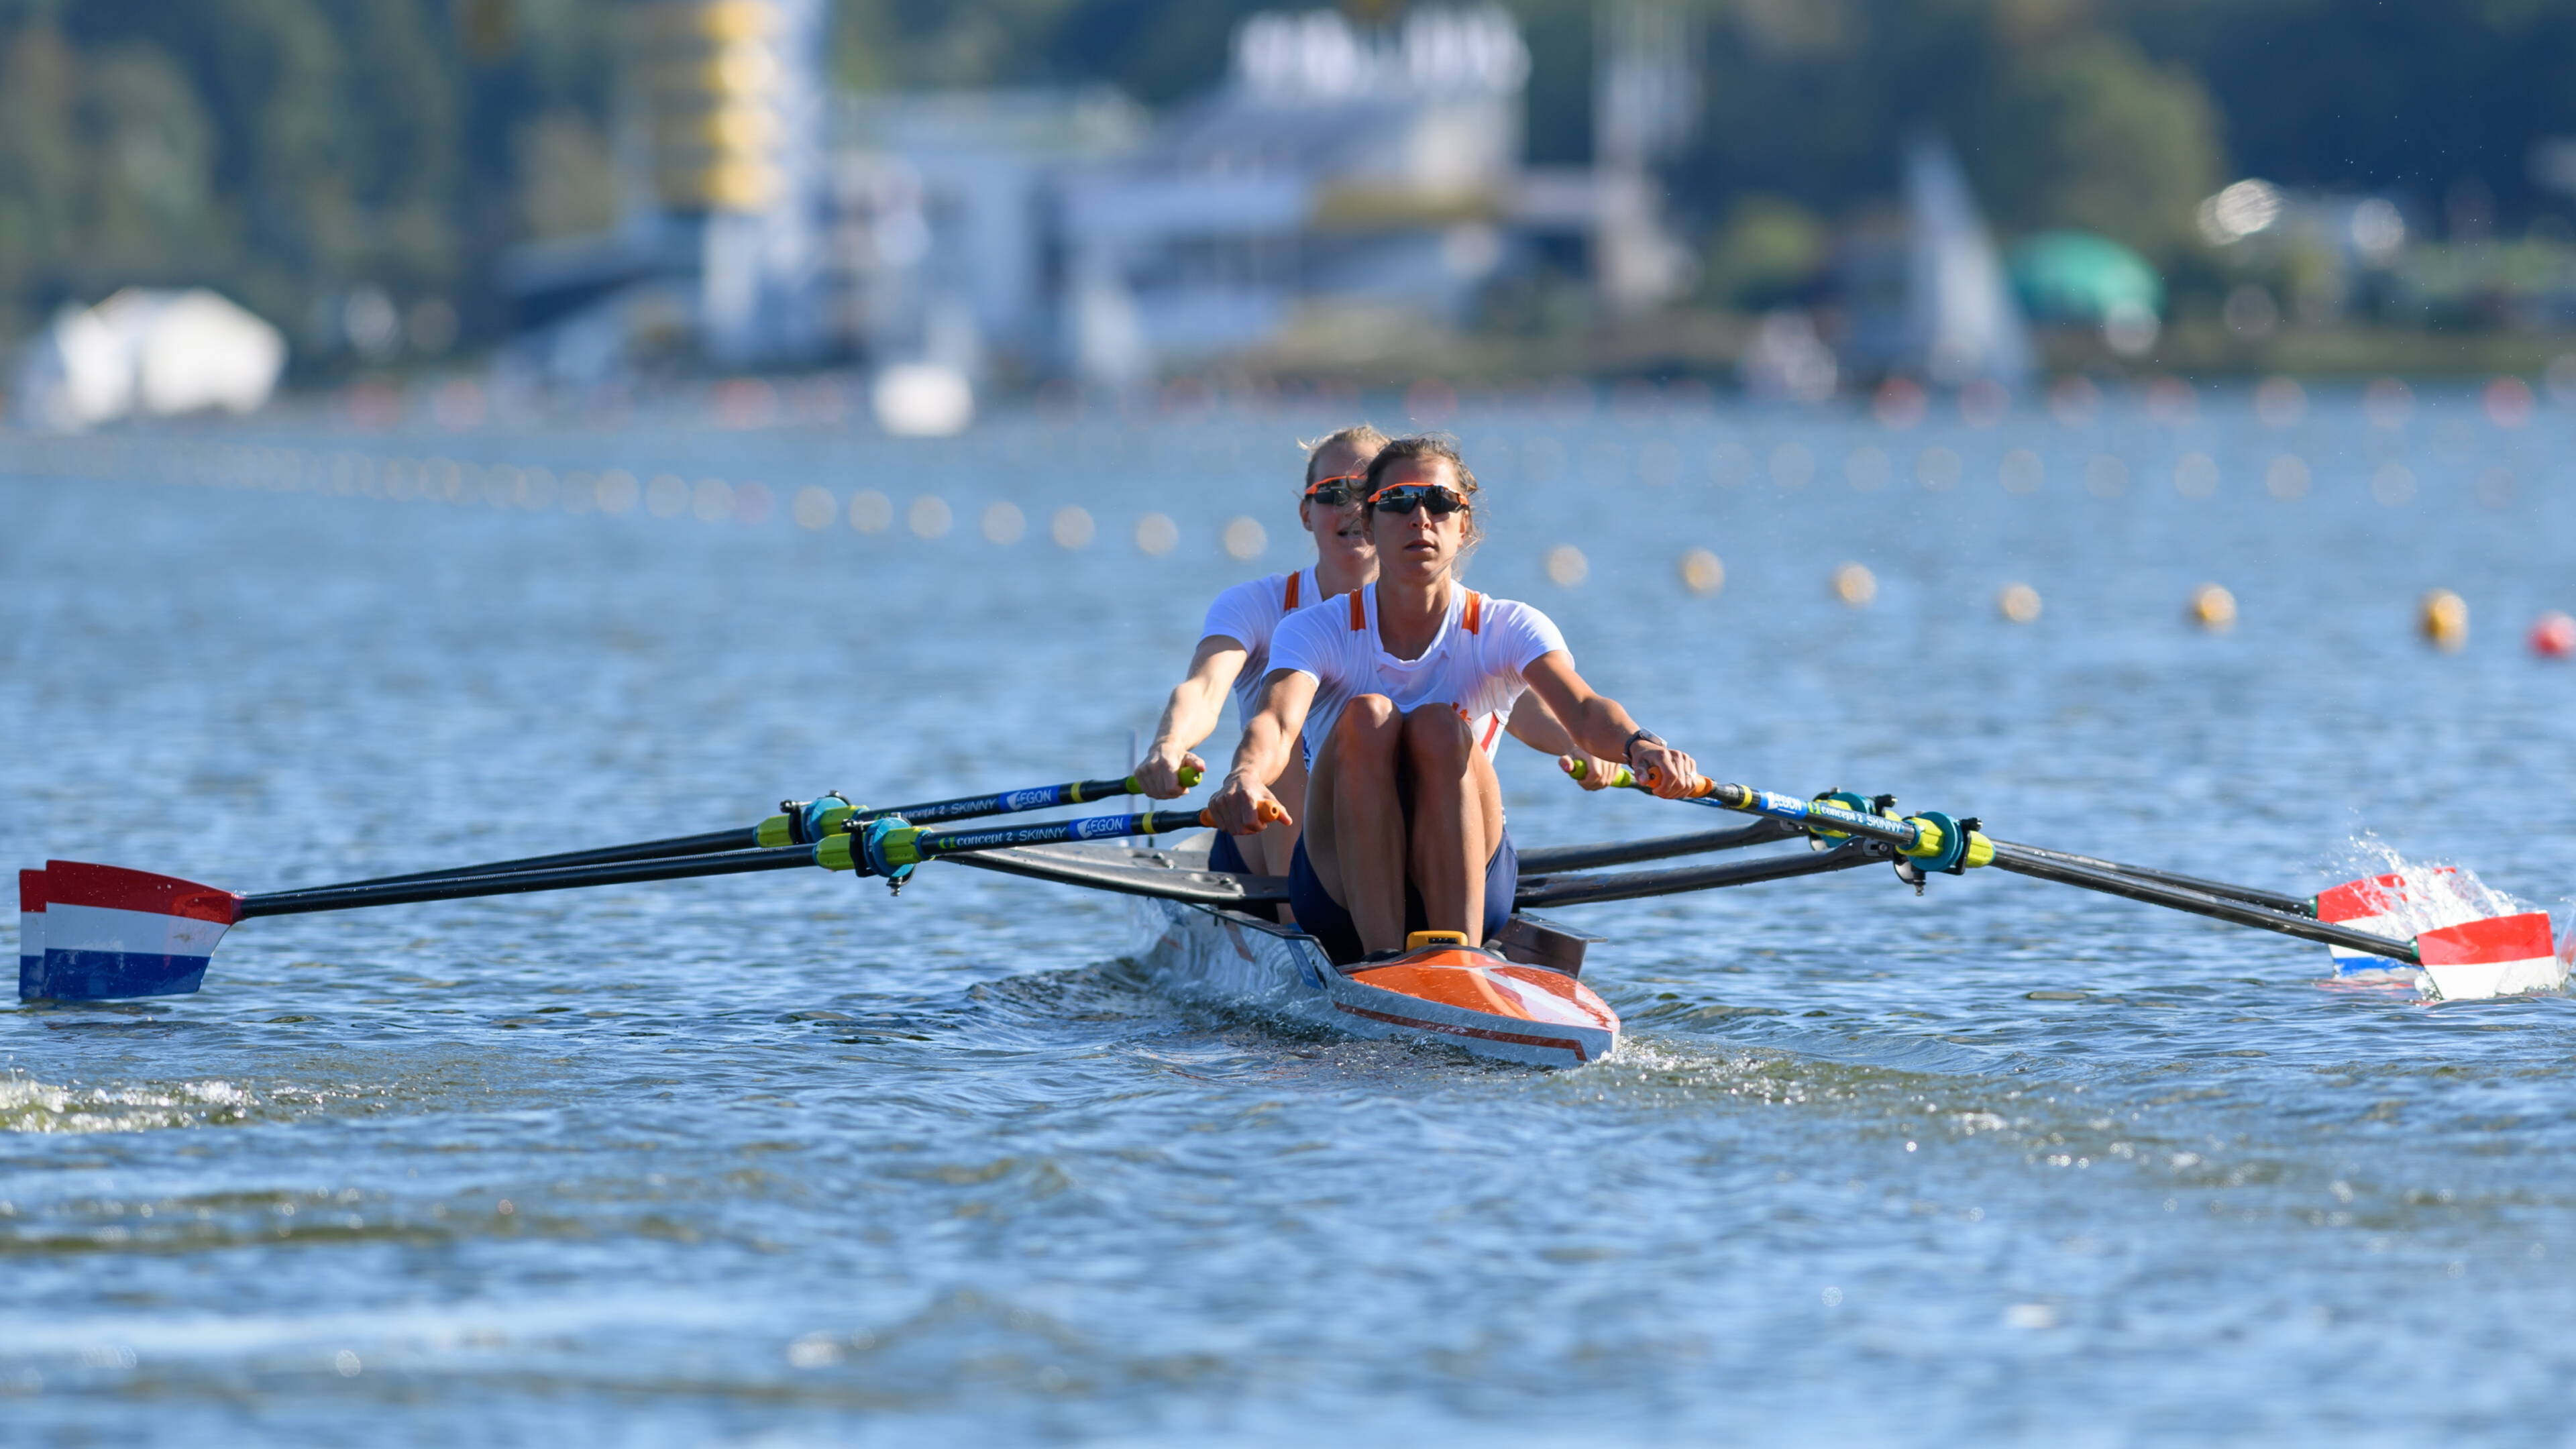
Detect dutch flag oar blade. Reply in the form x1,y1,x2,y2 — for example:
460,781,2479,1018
2315,870,2563,1001
2415,913,2561,1002
24,861,240,1002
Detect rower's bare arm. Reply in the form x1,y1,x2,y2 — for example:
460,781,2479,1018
1211,667,1316,832
1521,651,1705,798
1136,635,1248,798
1503,695,1617,790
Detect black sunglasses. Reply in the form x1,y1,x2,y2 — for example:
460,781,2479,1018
1303,474,1366,506
1367,484,1468,517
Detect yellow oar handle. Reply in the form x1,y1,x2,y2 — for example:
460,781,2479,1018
1563,758,1638,789
1562,758,1717,799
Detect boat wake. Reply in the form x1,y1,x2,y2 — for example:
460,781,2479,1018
0,1072,258,1134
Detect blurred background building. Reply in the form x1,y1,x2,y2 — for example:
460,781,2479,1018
13,0,2576,423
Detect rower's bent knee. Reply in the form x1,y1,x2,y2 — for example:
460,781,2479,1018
1328,696,1402,762
1399,706,1474,767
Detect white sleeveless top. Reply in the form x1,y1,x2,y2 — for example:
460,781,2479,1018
1198,567,1322,722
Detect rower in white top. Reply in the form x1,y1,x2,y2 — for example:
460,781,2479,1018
1134,426,1612,900
1208,435,1708,963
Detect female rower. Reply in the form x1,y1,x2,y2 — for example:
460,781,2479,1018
1132,424,1387,878
1135,428,1615,885
1207,435,1706,962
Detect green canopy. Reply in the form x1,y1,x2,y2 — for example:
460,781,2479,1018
2007,230,2165,323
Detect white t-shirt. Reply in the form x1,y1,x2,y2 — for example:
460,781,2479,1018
1269,584,1568,765
1199,567,1322,722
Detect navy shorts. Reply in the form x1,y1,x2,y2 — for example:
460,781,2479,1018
1206,828,1250,875
1287,831,1517,966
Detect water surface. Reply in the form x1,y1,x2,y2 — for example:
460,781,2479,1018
5,388,2575,1444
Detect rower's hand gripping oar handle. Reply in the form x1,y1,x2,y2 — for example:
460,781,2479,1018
814,796,1277,894
757,766,1203,847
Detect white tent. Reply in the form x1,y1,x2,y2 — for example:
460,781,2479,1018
13,288,287,432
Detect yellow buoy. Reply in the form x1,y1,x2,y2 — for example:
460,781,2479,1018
1831,562,1876,607
2188,583,2237,631
1678,548,1725,596
2420,589,2469,651
1997,583,2041,623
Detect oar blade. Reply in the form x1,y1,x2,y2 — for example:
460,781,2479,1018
2313,871,2442,983
23,861,241,1002
2316,869,2565,1002
2416,912,2561,1003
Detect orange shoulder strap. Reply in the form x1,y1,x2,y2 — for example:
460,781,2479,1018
1347,590,1367,631
1283,571,1301,611
1462,591,1485,634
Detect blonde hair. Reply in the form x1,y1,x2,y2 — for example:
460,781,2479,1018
1299,423,1392,485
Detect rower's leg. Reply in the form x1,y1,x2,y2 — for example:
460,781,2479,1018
1400,706,1505,945
1307,694,1408,952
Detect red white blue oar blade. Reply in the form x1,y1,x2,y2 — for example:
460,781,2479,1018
2415,912,2562,1003
18,869,43,1000
2314,872,2439,983
25,861,241,1002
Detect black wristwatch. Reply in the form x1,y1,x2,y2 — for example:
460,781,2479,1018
1621,729,1664,763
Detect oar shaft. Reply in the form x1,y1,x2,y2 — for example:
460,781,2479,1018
1585,763,1934,853
1984,844,2416,961
1989,840,2312,917
327,827,758,891
875,776,1157,827
914,808,1214,857
309,770,1191,895
1515,818,1801,874
828,805,1246,875
1515,841,1880,909
238,845,818,918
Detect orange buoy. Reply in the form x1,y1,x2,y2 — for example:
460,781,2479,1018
2188,584,2237,631
2419,590,2469,652
1831,562,1877,607
2531,612,2575,659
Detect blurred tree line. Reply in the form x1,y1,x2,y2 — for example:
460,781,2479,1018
5,0,2576,359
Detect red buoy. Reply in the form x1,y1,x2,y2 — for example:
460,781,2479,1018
2532,612,2576,658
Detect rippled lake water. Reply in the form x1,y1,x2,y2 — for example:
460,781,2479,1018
7,385,2576,1444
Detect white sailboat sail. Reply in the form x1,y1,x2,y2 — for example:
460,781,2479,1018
1904,138,2035,386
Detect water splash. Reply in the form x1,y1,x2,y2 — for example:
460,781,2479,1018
2329,836,2528,936
0,1073,254,1134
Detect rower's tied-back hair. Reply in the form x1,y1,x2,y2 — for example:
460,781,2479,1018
1362,434,1483,547
1300,423,1392,484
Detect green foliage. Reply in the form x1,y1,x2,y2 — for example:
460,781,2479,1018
1703,195,1831,309
1966,33,2224,258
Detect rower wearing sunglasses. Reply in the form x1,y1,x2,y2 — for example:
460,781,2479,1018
1132,425,1388,881
1136,428,1617,896
1208,435,1707,963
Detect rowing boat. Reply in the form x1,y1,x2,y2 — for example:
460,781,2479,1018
1018,834,1624,1066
